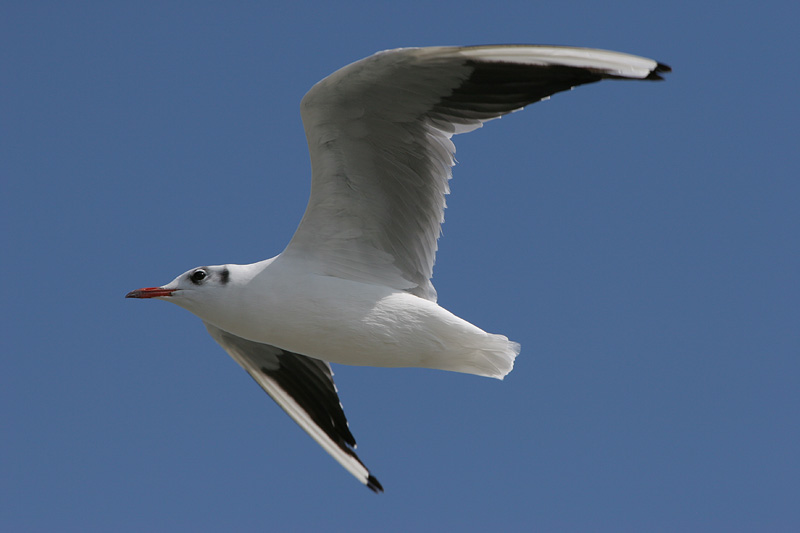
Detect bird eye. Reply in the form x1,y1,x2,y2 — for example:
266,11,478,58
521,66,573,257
190,269,207,283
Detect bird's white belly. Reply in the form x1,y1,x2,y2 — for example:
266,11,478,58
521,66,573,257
201,273,517,377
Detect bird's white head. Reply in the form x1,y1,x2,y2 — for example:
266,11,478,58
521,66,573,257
126,264,235,313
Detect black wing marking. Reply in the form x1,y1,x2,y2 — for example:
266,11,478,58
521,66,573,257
204,322,383,493
431,60,670,126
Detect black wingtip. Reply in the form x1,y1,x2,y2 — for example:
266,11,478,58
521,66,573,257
646,62,672,81
366,474,384,493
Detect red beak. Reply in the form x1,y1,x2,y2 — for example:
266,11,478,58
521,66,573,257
125,287,177,298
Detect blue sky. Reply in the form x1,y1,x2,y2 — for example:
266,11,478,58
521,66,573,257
2,1,798,531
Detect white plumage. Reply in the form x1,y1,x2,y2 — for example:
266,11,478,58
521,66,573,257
127,45,669,492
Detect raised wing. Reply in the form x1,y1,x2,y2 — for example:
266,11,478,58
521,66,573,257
282,45,669,300
204,322,383,492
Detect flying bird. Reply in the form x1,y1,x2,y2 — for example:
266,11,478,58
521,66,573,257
127,45,670,492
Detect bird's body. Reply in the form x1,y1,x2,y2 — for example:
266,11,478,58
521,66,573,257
172,259,519,378
127,45,669,492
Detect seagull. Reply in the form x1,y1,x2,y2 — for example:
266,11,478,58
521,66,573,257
127,45,669,492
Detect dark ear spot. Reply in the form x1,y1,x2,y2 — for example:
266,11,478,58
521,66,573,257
220,267,230,284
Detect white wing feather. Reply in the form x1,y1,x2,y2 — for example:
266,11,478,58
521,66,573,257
281,45,667,300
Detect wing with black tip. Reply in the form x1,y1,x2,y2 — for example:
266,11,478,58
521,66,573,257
204,322,383,492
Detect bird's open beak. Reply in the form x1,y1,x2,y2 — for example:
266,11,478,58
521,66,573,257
125,287,177,298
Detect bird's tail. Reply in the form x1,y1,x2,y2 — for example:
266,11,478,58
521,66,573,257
440,333,520,379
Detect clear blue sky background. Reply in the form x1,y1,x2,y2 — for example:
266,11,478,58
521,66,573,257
3,2,798,531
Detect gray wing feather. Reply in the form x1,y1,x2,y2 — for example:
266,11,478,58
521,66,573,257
282,45,668,300
204,322,383,492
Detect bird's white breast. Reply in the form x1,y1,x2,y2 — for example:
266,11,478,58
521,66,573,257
191,259,514,376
